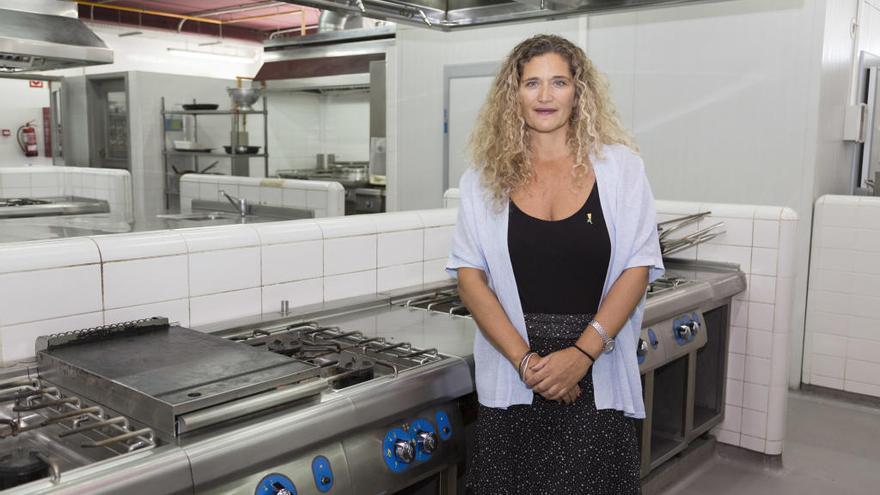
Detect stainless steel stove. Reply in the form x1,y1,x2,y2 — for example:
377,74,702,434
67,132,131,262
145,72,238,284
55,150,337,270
0,305,472,494
0,259,743,494
396,258,747,478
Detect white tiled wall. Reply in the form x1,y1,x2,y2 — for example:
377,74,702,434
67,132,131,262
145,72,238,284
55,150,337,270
0,209,457,365
0,197,797,456
655,200,798,456
179,174,345,218
804,195,880,398
0,167,133,221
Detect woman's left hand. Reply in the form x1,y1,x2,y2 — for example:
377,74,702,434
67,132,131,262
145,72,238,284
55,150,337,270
525,348,592,402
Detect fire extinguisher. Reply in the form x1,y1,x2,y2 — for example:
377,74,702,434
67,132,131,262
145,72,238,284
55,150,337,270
17,122,38,157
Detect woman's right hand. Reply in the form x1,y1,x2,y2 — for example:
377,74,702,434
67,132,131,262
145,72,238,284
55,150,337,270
523,364,581,404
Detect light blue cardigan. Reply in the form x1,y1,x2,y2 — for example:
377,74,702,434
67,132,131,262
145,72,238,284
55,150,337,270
445,144,664,418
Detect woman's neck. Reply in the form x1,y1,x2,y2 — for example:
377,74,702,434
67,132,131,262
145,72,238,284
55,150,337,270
528,126,571,165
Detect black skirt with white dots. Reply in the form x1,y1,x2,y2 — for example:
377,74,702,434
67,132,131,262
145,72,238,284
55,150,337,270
467,313,641,495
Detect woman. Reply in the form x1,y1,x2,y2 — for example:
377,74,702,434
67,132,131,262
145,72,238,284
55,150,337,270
445,34,664,494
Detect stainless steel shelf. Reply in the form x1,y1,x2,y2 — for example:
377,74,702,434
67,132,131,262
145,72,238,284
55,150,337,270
164,151,267,158
161,95,270,210
162,109,266,116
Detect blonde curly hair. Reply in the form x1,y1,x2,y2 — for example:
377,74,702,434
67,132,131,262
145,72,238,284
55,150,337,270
469,34,636,206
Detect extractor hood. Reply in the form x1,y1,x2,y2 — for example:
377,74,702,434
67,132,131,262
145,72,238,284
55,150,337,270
257,25,394,81
0,0,113,73
278,0,729,31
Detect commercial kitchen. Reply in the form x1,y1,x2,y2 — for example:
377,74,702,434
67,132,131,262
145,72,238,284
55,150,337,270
1,0,880,494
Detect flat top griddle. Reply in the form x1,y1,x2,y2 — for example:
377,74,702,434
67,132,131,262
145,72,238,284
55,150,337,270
36,318,322,436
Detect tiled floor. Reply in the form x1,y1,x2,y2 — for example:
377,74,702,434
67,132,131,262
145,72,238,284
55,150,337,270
662,390,880,495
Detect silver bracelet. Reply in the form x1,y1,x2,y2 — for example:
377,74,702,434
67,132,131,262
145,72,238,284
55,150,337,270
518,351,537,381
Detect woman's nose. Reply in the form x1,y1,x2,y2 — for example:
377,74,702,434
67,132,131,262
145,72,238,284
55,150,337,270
537,83,551,102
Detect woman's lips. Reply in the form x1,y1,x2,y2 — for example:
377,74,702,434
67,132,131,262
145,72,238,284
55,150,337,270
535,108,557,116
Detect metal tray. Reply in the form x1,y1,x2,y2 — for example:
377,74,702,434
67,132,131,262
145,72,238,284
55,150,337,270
36,318,321,436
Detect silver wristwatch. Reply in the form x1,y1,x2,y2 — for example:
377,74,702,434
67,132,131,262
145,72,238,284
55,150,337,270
589,319,615,354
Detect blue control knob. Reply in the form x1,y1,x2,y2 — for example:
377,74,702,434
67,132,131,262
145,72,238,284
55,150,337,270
436,411,453,441
311,456,333,493
637,338,648,364
255,473,297,495
411,418,438,462
673,316,697,344
647,329,658,349
383,428,414,472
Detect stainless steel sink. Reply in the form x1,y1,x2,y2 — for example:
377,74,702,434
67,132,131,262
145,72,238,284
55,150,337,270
156,212,243,221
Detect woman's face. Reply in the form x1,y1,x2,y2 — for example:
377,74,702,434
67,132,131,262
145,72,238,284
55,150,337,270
518,52,576,135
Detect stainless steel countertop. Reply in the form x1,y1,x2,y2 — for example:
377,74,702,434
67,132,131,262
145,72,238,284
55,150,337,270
0,212,288,243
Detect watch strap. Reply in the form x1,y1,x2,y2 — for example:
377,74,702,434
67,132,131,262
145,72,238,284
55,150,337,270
589,319,614,353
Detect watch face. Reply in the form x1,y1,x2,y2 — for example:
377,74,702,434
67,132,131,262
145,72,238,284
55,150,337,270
604,340,615,353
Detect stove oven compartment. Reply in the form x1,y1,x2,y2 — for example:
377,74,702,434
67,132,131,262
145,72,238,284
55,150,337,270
638,304,731,477
691,305,729,437
647,356,689,468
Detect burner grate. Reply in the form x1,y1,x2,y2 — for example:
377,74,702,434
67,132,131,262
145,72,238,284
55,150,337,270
0,198,51,207
234,322,444,382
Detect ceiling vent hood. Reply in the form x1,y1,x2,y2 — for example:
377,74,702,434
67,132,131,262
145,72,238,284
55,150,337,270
0,0,113,73
257,24,394,81
278,0,729,31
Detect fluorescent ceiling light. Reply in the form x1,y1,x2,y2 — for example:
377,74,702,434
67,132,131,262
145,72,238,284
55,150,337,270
167,47,253,62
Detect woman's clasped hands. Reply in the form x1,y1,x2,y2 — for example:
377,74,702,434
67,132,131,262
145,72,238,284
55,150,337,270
523,348,593,405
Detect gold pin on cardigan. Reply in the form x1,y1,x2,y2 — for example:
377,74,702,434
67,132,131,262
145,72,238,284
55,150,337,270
586,213,593,224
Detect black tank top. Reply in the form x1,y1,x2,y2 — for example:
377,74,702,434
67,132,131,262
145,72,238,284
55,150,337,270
508,185,611,314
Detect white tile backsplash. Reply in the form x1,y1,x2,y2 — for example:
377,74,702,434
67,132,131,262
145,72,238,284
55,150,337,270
0,311,103,363
92,231,188,262
750,247,778,276
324,235,377,275
744,355,771,385
378,263,423,292
190,288,261,327
104,299,190,327
261,278,323,313
742,382,769,412
0,238,100,274
324,270,376,301
103,256,189,309
0,266,103,325
746,329,773,359
378,230,423,268
740,409,768,438
752,220,779,249
181,225,260,252
844,359,880,386
262,240,323,285
424,258,452,284
424,226,455,260
729,325,747,354
189,247,261,296
806,196,880,400
697,244,752,272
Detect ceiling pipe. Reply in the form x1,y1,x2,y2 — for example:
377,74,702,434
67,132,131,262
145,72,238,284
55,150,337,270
77,1,303,31
188,1,284,18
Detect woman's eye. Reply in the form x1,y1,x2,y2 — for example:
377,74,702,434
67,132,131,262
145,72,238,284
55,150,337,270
553,80,568,87
524,80,538,88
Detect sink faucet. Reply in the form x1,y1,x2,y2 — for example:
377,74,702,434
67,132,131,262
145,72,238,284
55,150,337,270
219,190,248,217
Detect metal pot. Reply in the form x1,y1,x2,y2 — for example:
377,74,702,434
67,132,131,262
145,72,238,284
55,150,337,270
339,167,367,184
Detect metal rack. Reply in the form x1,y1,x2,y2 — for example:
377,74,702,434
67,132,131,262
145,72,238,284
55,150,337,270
160,96,269,210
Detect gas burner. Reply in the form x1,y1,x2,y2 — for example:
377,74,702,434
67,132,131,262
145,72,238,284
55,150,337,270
0,198,51,207
231,323,443,393
0,449,49,489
